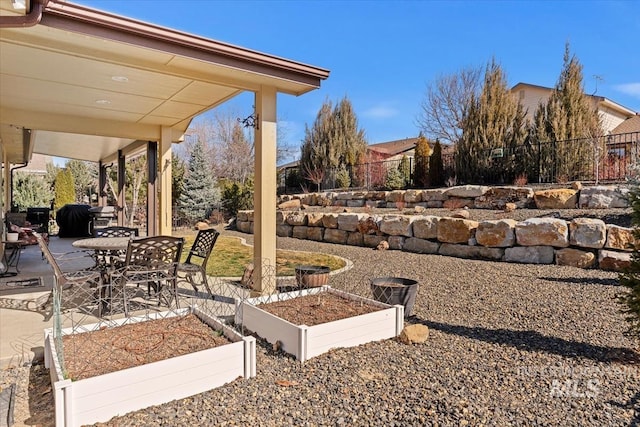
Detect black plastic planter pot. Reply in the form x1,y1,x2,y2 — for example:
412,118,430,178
295,265,330,288
370,277,419,317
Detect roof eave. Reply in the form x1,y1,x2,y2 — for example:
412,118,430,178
42,0,330,91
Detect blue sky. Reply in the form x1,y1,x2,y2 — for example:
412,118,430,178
77,0,640,162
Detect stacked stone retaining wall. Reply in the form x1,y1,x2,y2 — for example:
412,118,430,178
237,185,636,272
277,184,631,211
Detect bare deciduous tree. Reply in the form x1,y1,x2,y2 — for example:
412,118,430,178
417,66,482,145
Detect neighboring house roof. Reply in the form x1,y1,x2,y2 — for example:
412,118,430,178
367,137,418,155
510,82,637,117
612,115,640,134
278,137,420,170
20,153,53,175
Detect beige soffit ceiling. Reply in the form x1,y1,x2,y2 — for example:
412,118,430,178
0,0,329,164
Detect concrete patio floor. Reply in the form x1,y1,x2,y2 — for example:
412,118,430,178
0,236,87,368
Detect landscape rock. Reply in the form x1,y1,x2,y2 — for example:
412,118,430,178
579,186,629,209
363,234,387,248
323,228,348,244
240,263,254,288
504,203,516,212
569,218,606,249
357,216,380,235
571,181,583,190
476,219,517,247
276,224,293,237
287,211,308,226
444,185,489,198
533,189,578,209
236,221,253,234
515,218,569,247
474,186,534,209
278,199,301,210
322,213,339,229
347,232,364,246
437,217,478,244
555,248,596,268
292,226,309,239
306,212,325,227
412,216,439,240
504,246,555,264
598,250,632,271
404,190,422,203
451,209,470,219
379,215,414,237
376,240,391,250
605,225,637,252
386,190,405,203
346,199,365,207
403,237,440,254
421,189,447,201
398,324,429,344
306,227,324,241
338,213,367,232
387,236,404,250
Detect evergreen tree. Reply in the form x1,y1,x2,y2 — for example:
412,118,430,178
67,159,97,203
12,172,53,211
429,139,445,188
413,133,432,188
456,59,527,184
54,168,75,210
530,43,602,181
172,153,186,207
619,179,640,337
300,96,367,188
398,155,411,187
179,138,221,221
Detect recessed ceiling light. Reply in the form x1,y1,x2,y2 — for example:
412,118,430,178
95,99,111,105
111,76,129,83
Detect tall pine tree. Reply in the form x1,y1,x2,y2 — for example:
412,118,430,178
456,59,527,184
54,168,75,210
530,43,602,181
429,139,445,188
413,133,432,188
300,96,367,189
179,138,221,221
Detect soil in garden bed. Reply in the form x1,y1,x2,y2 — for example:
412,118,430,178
62,314,232,381
258,292,382,326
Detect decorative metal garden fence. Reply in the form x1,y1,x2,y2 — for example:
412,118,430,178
278,131,638,193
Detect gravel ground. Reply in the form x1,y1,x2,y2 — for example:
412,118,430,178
2,207,638,426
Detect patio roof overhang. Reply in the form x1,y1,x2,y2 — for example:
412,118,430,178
0,0,329,164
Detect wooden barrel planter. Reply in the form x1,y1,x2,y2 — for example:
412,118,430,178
370,277,419,317
295,265,330,288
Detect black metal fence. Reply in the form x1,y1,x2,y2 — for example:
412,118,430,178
278,132,639,193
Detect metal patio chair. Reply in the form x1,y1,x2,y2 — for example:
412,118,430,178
35,233,104,317
177,228,220,299
113,235,184,316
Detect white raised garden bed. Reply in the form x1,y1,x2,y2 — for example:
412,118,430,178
44,308,256,427
235,286,404,362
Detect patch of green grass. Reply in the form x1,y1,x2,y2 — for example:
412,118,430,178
180,234,345,277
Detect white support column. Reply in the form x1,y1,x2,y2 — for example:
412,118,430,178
159,126,173,235
253,86,277,296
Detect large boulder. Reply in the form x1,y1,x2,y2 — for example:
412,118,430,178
598,250,631,271
579,186,630,208
286,211,307,226
307,227,324,241
404,190,422,203
515,218,569,248
306,212,325,227
276,224,293,237
386,190,405,203
605,225,637,252
338,213,367,232
347,232,364,246
443,198,474,209
533,189,578,209
421,189,447,201
322,213,339,229
504,246,554,264
476,219,517,247
444,185,489,198
437,218,478,244
324,228,348,244
569,218,606,249
403,237,440,254
379,215,414,237
474,186,534,209
363,234,387,248
292,226,309,239
388,236,405,250
555,248,596,268
412,216,439,240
